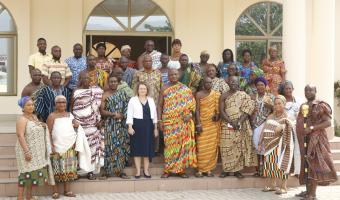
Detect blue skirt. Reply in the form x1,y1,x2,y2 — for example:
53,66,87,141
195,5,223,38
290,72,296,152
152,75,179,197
130,118,155,158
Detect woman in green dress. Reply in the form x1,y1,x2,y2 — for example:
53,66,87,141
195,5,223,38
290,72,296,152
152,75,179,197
16,96,51,200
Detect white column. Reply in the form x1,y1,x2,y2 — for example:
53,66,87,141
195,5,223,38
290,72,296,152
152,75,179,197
334,0,340,126
282,0,307,98
308,0,335,138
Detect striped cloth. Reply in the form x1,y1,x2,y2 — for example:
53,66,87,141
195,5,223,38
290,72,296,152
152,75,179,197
196,90,220,172
72,87,103,165
260,113,295,180
35,86,72,122
41,59,72,85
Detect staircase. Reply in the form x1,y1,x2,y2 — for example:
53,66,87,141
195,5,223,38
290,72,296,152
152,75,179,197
0,115,339,197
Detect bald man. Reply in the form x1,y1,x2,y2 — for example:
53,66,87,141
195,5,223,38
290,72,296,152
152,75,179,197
41,45,72,86
137,40,162,70
21,68,44,101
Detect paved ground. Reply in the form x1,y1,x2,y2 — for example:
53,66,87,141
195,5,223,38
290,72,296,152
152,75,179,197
2,186,340,200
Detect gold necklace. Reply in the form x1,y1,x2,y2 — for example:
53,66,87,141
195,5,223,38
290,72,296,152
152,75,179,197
23,114,37,121
273,112,285,120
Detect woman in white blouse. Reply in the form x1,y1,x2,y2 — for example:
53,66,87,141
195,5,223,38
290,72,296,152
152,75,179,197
127,82,158,178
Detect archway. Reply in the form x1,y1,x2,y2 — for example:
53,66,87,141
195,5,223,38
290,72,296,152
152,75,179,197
84,0,173,60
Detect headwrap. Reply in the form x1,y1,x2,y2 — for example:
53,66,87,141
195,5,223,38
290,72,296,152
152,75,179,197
254,76,268,86
18,96,31,109
275,95,286,105
54,95,67,103
121,45,131,52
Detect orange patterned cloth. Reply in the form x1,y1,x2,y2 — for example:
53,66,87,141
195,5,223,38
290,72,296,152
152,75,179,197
161,82,197,173
196,90,220,172
262,59,286,95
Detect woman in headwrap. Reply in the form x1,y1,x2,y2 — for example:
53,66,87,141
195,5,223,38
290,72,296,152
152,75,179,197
239,49,260,83
241,67,264,97
251,77,274,177
15,96,53,200
279,81,303,175
258,95,296,195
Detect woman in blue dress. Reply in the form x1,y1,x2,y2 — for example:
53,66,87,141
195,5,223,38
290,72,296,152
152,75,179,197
127,82,158,178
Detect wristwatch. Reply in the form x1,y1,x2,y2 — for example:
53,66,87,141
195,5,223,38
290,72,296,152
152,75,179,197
310,126,314,130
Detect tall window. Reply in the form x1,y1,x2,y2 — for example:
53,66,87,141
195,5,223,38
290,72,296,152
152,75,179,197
0,4,17,95
235,2,282,66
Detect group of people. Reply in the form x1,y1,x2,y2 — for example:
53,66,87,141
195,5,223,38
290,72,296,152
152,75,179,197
15,37,337,200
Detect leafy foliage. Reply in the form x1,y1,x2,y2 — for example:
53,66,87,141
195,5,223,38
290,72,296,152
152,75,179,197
236,41,267,67
144,20,172,32
235,2,283,66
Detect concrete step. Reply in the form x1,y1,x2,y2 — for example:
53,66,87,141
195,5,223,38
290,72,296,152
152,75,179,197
0,145,15,156
0,166,17,179
0,163,256,179
332,150,340,160
0,133,17,145
330,137,340,150
0,155,16,167
334,160,340,171
1,172,340,197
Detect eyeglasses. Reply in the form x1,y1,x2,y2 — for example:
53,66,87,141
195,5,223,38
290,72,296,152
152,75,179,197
55,101,66,104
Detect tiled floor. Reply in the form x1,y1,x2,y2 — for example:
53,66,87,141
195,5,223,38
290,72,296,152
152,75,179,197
2,185,340,200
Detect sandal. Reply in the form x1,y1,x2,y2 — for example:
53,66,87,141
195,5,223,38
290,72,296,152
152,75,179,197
119,173,130,179
253,172,260,177
179,173,189,178
234,172,244,179
275,188,287,195
195,172,204,178
219,172,230,178
87,172,96,180
64,191,76,197
52,192,59,199
161,173,170,178
295,191,307,197
262,186,276,192
206,171,214,177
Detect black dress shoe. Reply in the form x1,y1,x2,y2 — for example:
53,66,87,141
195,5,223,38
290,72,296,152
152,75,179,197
143,170,152,178
135,175,141,179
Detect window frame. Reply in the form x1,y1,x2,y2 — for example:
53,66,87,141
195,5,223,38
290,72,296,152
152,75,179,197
84,0,174,56
235,1,283,62
0,4,17,96
84,0,173,34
